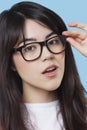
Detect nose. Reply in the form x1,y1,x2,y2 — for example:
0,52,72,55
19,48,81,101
41,46,54,61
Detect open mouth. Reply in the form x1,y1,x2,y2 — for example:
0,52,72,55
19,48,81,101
43,66,57,74
42,65,58,77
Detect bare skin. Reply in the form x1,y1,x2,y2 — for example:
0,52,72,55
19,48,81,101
13,20,65,103
62,22,87,57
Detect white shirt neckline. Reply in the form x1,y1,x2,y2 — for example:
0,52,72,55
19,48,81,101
25,100,65,130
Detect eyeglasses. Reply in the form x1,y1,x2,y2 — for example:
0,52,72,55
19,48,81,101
12,35,66,61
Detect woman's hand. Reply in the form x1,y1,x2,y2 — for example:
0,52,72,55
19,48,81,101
62,22,87,57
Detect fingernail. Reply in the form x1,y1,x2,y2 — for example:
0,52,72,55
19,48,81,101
62,31,68,34
68,22,76,26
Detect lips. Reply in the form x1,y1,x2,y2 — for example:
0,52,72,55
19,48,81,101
42,65,58,77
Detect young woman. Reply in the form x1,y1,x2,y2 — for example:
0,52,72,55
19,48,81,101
0,1,87,130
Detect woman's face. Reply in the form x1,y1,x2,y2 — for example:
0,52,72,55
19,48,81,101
12,19,65,101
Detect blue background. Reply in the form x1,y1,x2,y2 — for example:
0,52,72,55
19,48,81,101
0,0,87,91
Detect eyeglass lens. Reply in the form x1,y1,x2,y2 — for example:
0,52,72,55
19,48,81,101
14,35,66,61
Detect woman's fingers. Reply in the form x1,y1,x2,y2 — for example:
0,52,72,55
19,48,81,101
66,37,87,57
62,30,86,40
68,22,87,31
62,22,87,40
62,22,87,57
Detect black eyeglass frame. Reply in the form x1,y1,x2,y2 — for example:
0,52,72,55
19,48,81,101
12,35,66,61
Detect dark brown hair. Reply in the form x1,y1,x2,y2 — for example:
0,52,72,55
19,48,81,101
0,1,86,130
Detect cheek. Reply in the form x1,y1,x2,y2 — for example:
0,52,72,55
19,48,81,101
56,53,65,87
56,52,65,78
12,54,38,80
56,52,65,68
61,55,65,71
12,54,23,71
12,54,29,77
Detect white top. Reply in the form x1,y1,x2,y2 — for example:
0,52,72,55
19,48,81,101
25,100,65,130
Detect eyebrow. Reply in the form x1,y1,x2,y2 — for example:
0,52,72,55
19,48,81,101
24,31,56,42
46,31,55,39
16,31,56,47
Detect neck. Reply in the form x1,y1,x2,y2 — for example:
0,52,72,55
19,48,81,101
22,83,58,103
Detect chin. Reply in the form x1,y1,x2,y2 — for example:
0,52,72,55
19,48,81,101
47,84,61,91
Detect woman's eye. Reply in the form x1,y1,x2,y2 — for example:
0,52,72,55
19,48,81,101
23,45,36,53
49,39,60,45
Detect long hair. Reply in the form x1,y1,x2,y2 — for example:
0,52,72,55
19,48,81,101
0,1,86,130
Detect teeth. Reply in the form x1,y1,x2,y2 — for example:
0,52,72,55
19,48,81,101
46,67,56,72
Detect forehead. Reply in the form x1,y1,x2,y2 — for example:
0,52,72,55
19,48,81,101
24,19,53,40
15,19,56,47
